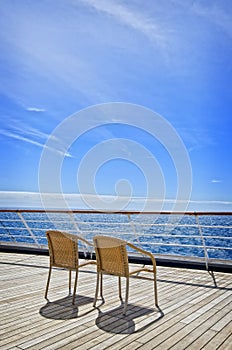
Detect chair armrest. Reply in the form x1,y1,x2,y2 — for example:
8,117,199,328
127,242,157,267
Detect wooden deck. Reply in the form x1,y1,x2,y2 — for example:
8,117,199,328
0,252,231,350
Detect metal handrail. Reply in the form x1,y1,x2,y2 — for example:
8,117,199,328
0,209,231,272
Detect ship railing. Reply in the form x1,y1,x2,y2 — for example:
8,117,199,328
0,209,231,273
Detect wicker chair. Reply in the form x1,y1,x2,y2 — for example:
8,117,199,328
45,230,96,304
93,235,158,315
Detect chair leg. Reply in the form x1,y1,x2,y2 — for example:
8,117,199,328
93,271,100,307
69,270,72,295
45,266,52,300
100,272,103,299
118,276,122,301
123,277,129,315
72,270,78,305
154,273,158,307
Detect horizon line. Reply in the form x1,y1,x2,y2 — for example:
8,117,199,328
0,190,231,205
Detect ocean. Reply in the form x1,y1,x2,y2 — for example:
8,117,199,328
0,211,231,261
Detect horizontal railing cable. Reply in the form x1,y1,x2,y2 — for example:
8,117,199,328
0,209,231,267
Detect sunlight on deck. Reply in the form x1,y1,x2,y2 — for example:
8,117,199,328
0,252,231,349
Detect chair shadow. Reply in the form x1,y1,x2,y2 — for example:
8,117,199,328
95,303,164,334
39,294,95,319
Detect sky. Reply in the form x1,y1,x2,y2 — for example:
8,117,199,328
0,0,231,211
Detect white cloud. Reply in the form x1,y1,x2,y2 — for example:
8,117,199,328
79,0,167,45
0,1,115,104
26,107,46,112
211,179,222,184
1,129,72,158
192,2,232,39
0,191,231,211
0,117,73,158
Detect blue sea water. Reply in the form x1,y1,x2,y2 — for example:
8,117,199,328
0,212,231,260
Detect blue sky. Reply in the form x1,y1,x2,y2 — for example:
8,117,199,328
0,0,231,211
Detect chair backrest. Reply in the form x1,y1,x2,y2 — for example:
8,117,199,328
46,230,78,269
93,235,129,277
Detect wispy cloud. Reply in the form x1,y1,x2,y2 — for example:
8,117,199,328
211,179,222,184
26,107,46,112
0,191,231,211
0,2,115,104
179,127,215,153
0,118,73,158
0,0,172,106
2,130,45,148
192,2,232,39
173,0,232,39
79,0,168,45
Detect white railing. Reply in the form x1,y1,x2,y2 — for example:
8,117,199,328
0,209,232,270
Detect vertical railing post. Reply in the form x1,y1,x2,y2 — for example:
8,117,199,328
0,219,17,242
68,211,93,258
127,213,145,252
127,213,137,243
17,212,40,247
195,213,209,271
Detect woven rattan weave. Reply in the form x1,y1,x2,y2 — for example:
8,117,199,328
45,230,96,304
93,235,158,315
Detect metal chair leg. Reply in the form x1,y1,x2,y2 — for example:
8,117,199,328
72,270,78,305
93,272,100,307
123,277,129,315
118,276,122,301
100,272,103,299
69,269,72,295
45,266,52,300
154,273,158,307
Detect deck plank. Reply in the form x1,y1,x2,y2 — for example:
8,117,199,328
202,322,232,350
0,252,231,350
217,334,232,350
